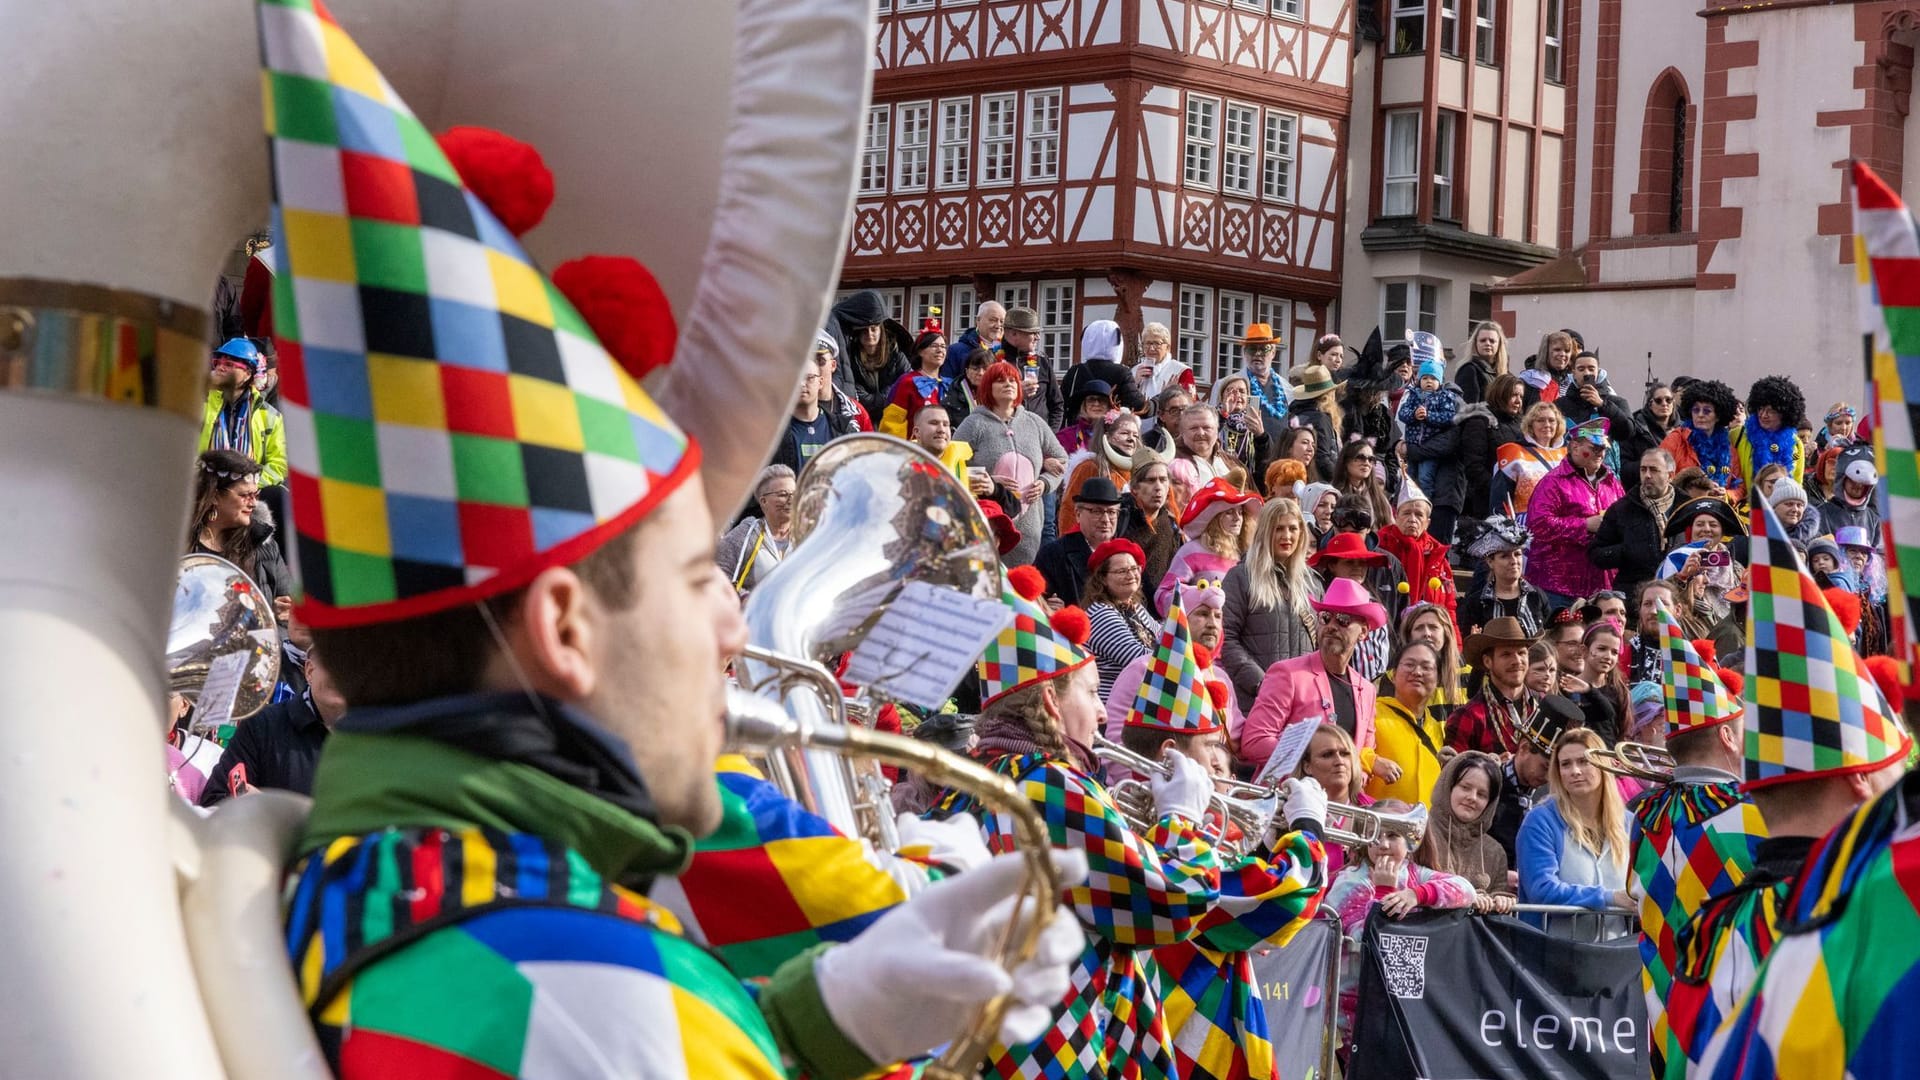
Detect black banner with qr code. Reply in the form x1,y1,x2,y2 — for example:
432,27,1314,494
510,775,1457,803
1349,909,1647,1080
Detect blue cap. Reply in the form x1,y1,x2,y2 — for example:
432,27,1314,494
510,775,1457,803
213,337,263,372
1417,359,1445,383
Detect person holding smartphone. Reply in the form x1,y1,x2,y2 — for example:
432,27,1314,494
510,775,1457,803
1657,497,1747,630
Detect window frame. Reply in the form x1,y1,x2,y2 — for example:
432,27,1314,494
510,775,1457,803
911,287,947,332
997,282,1032,312
1543,0,1565,84
1389,0,1428,55
1433,110,1459,221
1216,290,1254,384
894,100,932,192
1383,110,1422,218
859,106,891,196
1262,110,1298,204
1474,0,1498,65
1222,101,1259,198
1177,286,1213,383
951,285,977,335
1440,0,1462,56
1024,89,1062,183
1272,0,1304,18
1037,280,1078,372
1184,94,1220,190
979,92,1017,187
937,97,973,191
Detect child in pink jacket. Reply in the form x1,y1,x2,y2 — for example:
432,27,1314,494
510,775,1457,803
1323,799,1474,1049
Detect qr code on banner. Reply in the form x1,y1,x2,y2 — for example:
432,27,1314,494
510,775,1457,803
1376,933,1428,999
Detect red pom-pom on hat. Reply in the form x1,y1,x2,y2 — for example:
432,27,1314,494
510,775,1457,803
1007,565,1048,602
1822,588,1863,636
435,126,554,237
1692,639,1718,667
1193,643,1215,669
1865,655,1904,712
1206,680,1230,711
1716,667,1744,698
552,256,678,382
1051,605,1092,648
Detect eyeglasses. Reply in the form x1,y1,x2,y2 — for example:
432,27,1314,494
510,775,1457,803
1318,611,1361,629
1082,506,1120,518
1353,454,1376,463
1651,396,1673,404
1105,565,1142,578
758,489,796,503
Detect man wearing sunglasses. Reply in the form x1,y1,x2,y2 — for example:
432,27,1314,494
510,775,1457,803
198,336,287,486
1238,577,1388,778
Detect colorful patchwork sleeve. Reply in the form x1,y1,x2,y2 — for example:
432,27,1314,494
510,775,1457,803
1666,882,1784,1077
1186,827,1328,954
999,760,1221,948
651,757,931,982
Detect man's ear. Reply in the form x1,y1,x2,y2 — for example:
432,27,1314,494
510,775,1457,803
497,566,599,701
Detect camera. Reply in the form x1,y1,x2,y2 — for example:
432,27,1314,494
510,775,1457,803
1702,550,1731,569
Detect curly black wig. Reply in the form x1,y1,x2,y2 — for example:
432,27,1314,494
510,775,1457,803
1746,375,1806,431
1677,378,1737,428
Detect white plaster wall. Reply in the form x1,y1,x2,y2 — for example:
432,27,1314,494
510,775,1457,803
1503,128,1532,242
1609,0,1705,236
1507,0,1539,126
1142,0,1177,50
1086,0,1122,45
1598,240,1693,282
1693,8,1859,392
1501,285,1696,386
1382,55,1427,106
1537,133,1563,246
1469,117,1498,234
1339,40,1382,339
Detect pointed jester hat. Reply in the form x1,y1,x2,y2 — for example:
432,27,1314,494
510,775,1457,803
977,566,1094,707
1127,591,1224,736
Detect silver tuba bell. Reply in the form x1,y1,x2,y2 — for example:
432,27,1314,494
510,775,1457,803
738,433,1001,849
167,554,281,728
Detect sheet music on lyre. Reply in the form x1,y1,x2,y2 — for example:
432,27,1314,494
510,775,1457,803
1254,719,1320,785
844,580,1012,710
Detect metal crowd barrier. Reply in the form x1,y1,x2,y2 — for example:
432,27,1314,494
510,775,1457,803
1510,902,1639,943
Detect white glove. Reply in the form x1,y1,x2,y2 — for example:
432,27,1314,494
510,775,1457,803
1283,776,1329,832
1149,751,1212,824
815,848,1091,1063
894,811,993,872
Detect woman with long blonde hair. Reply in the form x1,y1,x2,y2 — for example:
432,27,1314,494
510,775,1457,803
1454,321,1510,407
1518,727,1633,938
1220,497,1323,712
1490,401,1567,519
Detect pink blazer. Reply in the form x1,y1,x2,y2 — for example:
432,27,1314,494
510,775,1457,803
1239,652,1378,773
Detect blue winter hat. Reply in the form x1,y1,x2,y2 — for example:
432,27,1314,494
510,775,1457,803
212,337,263,373
1417,359,1445,383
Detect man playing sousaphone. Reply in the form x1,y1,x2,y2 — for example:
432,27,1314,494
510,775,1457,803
1625,608,1764,1077
1122,595,1330,1080
259,9,1084,1077
929,567,1228,1080
1445,617,1543,758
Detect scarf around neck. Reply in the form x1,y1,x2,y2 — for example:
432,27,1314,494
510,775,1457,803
1742,414,1799,476
1687,424,1733,487
972,711,1094,774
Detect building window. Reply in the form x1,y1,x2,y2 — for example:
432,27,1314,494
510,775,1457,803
1382,280,1438,340
1383,111,1420,217
1038,281,1077,370
1216,291,1253,383
1434,111,1459,220
895,101,931,191
1475,0,1497,64
877,0,890,11
1272,0,1303,17
979,94,1017,186
894,0,933,9
1222,103,1258,197
1257,298,1293,353
878,289,908,325
1263,111,1297,203
951,285,977,334
1669,97,1688,233
1184,95,1219,189
1177,287,1212,380
937,99,972,190
912,287,946,331
859,107,890,195
1440,0,1461,55
1544,0,1564,83
998,282,1031,312
1025,90,1061,182
1389,0,1426,55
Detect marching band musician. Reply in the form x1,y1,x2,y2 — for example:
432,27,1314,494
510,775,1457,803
1624,609,1764,1078
930,566,1224,1080
1123,595,1330,1080
260,8,1086,1076
1664,504,1910,1078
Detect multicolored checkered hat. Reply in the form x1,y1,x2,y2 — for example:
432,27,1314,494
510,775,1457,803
977,566,1093,707
1743,499,1911,790
259,0,697,627
1658,605,1742,735
1127,592,1221,735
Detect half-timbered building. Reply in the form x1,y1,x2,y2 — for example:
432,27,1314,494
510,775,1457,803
840,0,1355,382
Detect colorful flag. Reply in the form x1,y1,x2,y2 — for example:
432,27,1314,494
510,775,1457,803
1741,499,1910,790
1850,161,1920,684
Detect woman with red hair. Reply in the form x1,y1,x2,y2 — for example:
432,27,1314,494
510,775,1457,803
956,359,1069,566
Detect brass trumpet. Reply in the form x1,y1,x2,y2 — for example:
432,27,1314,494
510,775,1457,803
1091,736,1276,858
1216,775,1431,847
1588,741,1676,784
725,687,1060,1080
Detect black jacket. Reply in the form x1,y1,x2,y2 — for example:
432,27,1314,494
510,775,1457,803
1284,401,1341,484
828,291,914,423
769,406,855,475
1555,381,1643,471
1033,532,1095,608
1402,388,1468,511
1457,580,1551,638
1589,487,1672,595
1022,355,1066,430
199,692,330,805
1452,355,1500,409
1620,407,1672,490
1120,495,1182,614
1061,359,1147,415
1456,402,1524,519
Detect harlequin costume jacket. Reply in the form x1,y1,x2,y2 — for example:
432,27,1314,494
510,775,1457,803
932,749,1221,1080
1696,771,1920,1079
285,695,882,1080
1147,825,1328,1080
1628,770,1764,1077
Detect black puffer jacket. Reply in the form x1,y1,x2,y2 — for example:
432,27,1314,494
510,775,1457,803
1456,401,1525,519
1403,387,1468,512
828,291,913,424
1588,486,1670,595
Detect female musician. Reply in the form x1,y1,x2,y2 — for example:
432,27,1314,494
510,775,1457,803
932,566,1223,1080
187,448,292,615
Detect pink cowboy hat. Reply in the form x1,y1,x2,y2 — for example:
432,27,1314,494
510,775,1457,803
1310,577,1388,631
